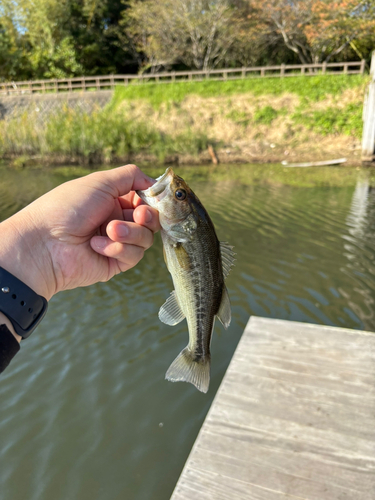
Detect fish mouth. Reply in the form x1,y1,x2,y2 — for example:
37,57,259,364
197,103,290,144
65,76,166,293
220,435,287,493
136,167,174,204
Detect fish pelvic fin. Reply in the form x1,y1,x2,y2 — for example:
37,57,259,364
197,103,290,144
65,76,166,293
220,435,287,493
217,285,231,329
159,291,185,326
165,347,210,393
220,242,235,280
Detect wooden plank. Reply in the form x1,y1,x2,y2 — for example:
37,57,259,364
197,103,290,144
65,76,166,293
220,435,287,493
170,317,375,500
362,51,375,162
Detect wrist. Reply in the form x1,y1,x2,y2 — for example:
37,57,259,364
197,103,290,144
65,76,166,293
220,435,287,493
0,210,56,301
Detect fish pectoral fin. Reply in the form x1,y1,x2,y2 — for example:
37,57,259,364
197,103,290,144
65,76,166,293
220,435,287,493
163,245,169,272
158,291,185,326
165,347,211,393
220,242,235,280
217,285,231,330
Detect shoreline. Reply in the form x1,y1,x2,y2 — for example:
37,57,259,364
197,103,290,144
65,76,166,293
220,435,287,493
2,146,365,169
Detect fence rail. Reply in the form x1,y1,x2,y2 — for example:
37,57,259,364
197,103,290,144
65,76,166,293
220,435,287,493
0,60,366,96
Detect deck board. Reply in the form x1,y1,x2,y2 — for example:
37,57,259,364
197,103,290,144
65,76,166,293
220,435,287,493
170,317,375,500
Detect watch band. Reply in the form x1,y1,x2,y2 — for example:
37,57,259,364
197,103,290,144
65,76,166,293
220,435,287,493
0,267,48,339
0,324,20,373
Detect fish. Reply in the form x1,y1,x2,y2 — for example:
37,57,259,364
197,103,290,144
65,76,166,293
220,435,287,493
137,168,234,393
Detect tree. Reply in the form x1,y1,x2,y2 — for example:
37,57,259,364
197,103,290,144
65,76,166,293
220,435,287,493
306,0,375,63
125,0,242,71
249,0,315,64
249,0,375,64
66,0,137,75
0,0,83,79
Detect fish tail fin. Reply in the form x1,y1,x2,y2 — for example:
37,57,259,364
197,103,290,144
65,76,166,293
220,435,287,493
165,347,210,393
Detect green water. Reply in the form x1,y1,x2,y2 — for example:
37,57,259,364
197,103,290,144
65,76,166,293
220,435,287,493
1,164,375,500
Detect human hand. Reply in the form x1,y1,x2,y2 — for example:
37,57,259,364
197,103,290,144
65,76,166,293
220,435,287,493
0,164,160,302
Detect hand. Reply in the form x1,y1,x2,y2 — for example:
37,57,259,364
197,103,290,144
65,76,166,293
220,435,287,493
0,164,160,303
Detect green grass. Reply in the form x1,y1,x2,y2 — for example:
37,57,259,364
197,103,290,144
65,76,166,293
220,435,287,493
292,102,363,138
0,108,209,163
253,105,279,125
112,74,368,109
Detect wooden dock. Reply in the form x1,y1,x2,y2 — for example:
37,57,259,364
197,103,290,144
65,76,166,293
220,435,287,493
170,316,375,500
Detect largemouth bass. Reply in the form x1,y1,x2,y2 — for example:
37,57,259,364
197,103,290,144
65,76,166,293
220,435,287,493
137,168,234,393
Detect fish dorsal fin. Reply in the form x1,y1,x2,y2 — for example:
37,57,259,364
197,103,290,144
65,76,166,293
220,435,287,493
220,242,235,280
159,291,185,326
217,285,231,329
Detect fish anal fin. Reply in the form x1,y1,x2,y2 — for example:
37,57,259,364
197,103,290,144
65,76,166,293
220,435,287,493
165,347,210,393
217,285,231,329
220,242,235,279
158,291,185,326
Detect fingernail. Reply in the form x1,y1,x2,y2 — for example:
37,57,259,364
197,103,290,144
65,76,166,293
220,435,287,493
116,224,129,238
145,209,152,223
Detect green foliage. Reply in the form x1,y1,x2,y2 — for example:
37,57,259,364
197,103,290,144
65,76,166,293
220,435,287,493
113,75,367,109
0,107,209,162
292,103,363,138
253,106,278,125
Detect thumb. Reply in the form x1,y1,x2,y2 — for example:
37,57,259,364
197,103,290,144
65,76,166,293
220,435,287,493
86,164,155,198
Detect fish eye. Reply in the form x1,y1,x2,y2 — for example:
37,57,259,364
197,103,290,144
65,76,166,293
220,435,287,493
175,189,187,201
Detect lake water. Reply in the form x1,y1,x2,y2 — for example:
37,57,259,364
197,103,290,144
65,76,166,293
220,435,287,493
1,164,375,500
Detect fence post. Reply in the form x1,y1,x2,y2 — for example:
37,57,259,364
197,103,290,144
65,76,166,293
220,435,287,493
322,62,327,74
362,51,375,163
241,67,246,79
280,64,285,77
360,59,366,74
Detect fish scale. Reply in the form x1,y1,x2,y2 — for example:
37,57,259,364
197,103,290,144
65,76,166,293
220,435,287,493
137,167,235,393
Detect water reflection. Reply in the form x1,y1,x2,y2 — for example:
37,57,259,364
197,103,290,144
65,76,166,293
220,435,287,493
0,164,375,500
341,179,375,329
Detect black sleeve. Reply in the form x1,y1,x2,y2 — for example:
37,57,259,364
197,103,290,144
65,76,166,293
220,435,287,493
0,324,21,374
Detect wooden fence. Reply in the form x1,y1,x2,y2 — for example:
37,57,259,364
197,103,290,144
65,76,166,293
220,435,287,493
0,60,366,96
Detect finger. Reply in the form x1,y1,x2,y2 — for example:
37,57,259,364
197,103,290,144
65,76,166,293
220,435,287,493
133,205,161,233
106,221,154,250
87,165,155,199
118,192,140,210
90,237,144,266
123,209,135,222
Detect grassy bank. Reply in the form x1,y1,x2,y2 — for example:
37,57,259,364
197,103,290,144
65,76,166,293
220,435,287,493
0,74,369,166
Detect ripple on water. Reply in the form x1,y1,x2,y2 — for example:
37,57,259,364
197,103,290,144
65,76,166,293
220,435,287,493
1,166,375,500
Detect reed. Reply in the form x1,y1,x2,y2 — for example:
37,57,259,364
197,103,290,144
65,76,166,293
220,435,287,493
0,106,209,164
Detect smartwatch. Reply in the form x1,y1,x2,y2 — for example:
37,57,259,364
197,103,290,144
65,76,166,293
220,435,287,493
0,267,48,339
